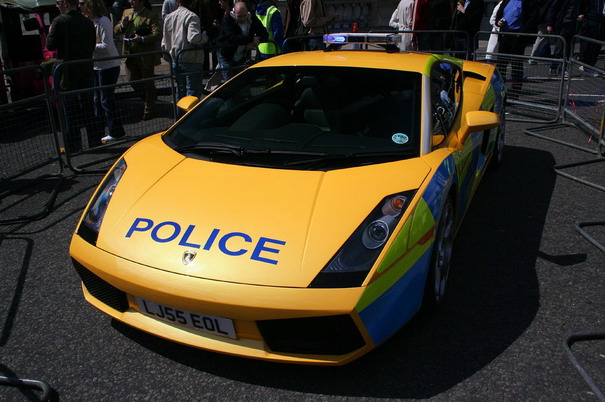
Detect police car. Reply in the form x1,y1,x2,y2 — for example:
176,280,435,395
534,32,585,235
70,33,506,365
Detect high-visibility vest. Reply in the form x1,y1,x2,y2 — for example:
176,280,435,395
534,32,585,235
257,6,280,56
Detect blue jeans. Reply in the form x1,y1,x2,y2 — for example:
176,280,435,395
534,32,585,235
94,66,125,138
217,53,245,82
174,62,203,99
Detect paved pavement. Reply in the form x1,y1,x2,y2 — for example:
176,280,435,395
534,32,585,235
0,115,604,400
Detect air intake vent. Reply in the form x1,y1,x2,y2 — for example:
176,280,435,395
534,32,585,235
257,315,365,355
72,259,128,312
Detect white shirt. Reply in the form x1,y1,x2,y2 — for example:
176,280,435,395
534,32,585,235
93,16,121,70
161,6,208,64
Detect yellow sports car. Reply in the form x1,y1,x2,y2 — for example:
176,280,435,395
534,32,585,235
70,34,506,365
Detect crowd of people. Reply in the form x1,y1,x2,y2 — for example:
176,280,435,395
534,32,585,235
43,0,603,150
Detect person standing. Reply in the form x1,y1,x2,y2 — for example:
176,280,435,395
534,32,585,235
216,1,268,80
300,0,338,50
256,0,284,58
545,0,581,74
414,0,453,51
577,0,605,73
450,0,485,58
197,0,225,71
162,0,209,98
389,0,416,51
486,0,503,59
47,0,101,152
495,0,539,98
80,0,126,142
115,0,162,120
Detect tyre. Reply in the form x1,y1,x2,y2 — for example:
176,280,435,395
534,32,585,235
422,196,455,309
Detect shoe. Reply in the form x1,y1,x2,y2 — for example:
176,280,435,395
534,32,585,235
579,65,585,72
101,135,121,143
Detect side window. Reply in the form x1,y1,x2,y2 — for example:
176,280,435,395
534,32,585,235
430,61,462,146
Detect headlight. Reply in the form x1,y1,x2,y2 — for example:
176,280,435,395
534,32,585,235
77,158,127,244
309,191,414,288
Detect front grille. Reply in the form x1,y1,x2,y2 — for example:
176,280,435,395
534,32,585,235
72,259,128,312
257,314,365,355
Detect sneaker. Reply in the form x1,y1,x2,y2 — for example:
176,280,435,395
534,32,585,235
101,135,120,143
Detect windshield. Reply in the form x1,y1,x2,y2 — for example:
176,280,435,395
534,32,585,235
164,66,422,170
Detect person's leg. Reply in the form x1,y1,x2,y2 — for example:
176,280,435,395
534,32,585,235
496,34,513,80
61,92,82,153
125,57,144,98
181,62,203,98
173,62,186,100
100,66,125,139
140,63,156,119
217,53,233,81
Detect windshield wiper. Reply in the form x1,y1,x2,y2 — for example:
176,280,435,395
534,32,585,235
175,142,247,156
283,151,414,168
176,142,329,158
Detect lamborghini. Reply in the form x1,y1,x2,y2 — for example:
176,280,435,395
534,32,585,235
70,33,506,365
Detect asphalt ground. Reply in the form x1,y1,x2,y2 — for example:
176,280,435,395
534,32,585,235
1,113,604,401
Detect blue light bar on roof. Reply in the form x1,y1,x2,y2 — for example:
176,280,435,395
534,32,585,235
323,33,402,46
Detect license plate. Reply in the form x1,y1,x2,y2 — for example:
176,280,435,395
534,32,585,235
136,297,236,339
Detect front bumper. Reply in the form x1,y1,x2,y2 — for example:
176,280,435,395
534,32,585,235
70,234,375,365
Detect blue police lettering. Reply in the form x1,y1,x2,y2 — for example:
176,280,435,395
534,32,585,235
125,218,285,265
251,237,286,265
151,221,180,243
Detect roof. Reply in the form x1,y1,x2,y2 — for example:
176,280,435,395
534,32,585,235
252,50,454,76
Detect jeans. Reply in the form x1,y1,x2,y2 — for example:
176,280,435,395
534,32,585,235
217,53,245,82
61,75,103,152
94,66,125,138
174,62,203,99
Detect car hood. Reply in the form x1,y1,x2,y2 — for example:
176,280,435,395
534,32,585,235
96,136,431,287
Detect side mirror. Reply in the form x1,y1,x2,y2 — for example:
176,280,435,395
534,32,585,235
457,111,499,145
176,96,200,113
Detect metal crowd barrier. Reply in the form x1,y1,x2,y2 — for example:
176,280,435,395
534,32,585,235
474,31,567,123
564,35,605,135
52,51,178,174
519,34,605,258
0,65,64,225
563,331,605,399
0,376,53,401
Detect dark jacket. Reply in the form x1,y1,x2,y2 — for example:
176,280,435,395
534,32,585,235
581,0,605,21
216,11,268,61
495,0,540,32
546,0,581,29
46,10,96,90
451,0,485,35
